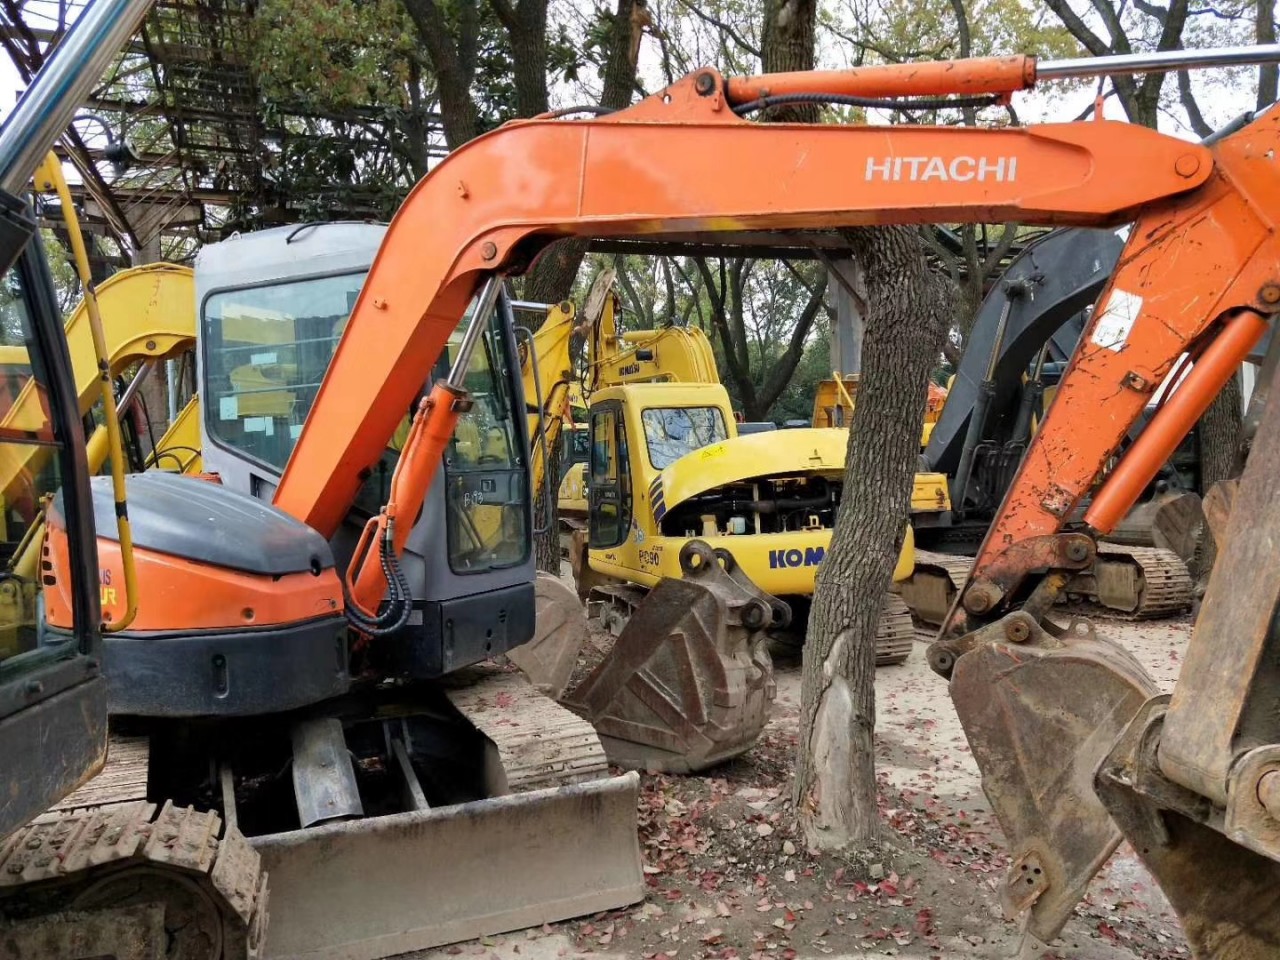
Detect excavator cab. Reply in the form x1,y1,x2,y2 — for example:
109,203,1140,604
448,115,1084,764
195,223,536,679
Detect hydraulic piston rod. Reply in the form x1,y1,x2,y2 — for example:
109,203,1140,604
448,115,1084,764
1039,45,1280,81
726,44,1280,105
0,0,153,195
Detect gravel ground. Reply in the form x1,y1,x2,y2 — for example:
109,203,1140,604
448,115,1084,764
415,607,1196,960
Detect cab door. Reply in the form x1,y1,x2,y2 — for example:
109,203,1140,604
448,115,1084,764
587,401,631,549
0,193,106,838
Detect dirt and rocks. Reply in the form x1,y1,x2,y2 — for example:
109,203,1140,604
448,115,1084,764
419,613,1194,960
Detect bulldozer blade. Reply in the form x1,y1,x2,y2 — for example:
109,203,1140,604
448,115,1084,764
1094,698,1280,959
507,572,588,699
948,618,1158,943
251,772,643,960
565,540,778,774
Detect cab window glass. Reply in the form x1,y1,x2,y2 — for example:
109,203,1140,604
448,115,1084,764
588,406,630,549
441,305,528,572
0,262,75,669
642,406,727,469
202,272,367,470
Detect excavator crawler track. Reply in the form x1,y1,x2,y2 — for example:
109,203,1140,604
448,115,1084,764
1087,543,1194,619
901,545,1192,624
876,595,915,667
0,798,268,960
897,550,974,626
445,667,609,793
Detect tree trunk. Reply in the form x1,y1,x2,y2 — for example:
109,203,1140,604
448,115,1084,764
1193,370,1243,579
401,0,481,149
533,438,563,573
519,0,647,303
1260,0,1278,110
499,0,551,117
795,227,950,849
759,0,817,122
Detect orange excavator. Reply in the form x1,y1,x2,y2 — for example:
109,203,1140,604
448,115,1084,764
6,12,1280,957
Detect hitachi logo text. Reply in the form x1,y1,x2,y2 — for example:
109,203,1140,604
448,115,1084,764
864,156,1018,183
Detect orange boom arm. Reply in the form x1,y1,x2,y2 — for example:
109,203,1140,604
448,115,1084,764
272,63,1225,541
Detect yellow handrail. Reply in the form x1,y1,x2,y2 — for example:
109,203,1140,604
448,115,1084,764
33,152,138,631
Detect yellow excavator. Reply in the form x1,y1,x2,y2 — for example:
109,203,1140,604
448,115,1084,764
532,269,941,668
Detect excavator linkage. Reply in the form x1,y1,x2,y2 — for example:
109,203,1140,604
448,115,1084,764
564,540,782,773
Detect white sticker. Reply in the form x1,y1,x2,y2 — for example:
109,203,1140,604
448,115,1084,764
289,424,303,440
250,351,278,365
265,418,275,437
1114,224,1132,242
244,417,267,433
219,395,238,420
1090,289,1144,352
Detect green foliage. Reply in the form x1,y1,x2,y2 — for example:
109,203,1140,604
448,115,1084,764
766,333,831,423
250,0,418,111
821,0,1078,65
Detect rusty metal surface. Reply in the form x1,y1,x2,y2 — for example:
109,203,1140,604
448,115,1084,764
1096,699,1280,959
0,801,267,960
508,573,588,698
1222,745,1280,862
946,616,1158,942
566,540,777,773
1201,479,1239,551
944,533,1095,636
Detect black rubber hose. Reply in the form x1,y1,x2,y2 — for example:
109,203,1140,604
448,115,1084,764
733,92,1000,116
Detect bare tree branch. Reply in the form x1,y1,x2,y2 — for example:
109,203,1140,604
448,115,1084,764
667,0,759,56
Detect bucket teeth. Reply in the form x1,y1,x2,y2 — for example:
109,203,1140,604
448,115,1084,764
565,540,779,773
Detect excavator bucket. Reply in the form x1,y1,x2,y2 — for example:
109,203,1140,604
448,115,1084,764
565,540,783,773
508,572,589,698
940,614,1158,943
